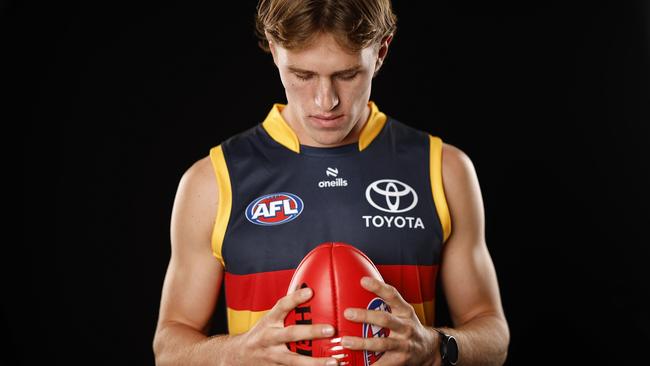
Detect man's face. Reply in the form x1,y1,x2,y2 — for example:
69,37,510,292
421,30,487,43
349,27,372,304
269,32,385,147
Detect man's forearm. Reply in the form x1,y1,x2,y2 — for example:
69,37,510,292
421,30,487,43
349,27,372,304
437,314,510,366
153,322,238,366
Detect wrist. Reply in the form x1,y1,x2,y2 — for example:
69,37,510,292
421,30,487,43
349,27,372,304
428,327,443,366
430,327,443,366
227,333,249,366
209,333,242,366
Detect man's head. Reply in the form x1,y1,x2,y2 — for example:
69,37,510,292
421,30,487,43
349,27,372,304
255,0,397,147
255,0,396,54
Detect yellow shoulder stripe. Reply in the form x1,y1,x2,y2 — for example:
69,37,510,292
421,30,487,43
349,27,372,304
429,136,452,242
209,145,232,267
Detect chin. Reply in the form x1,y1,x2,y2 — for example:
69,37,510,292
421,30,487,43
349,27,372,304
311,132,351,147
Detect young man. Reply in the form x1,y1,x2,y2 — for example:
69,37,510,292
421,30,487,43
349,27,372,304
153,1,510,365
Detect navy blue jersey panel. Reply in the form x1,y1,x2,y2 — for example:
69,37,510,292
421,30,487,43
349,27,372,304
220,117,444,275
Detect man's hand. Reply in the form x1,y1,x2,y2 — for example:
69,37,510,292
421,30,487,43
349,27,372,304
340,277,438,366
231,287,340,366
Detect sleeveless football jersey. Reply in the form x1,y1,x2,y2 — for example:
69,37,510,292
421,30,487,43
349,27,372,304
209,102,451,335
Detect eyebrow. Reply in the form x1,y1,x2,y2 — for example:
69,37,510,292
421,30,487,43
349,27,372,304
287,65,362,76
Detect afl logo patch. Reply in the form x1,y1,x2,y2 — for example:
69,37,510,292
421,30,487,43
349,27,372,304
362,297,391,365
245,192,304,226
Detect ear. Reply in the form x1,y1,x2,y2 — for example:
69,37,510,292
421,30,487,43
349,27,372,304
378,34,393,61
374,34,393,76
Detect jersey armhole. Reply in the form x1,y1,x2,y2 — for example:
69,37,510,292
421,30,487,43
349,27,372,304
209,145,232,268
428,135,452,243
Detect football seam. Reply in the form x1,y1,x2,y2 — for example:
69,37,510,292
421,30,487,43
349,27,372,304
329,243,339,339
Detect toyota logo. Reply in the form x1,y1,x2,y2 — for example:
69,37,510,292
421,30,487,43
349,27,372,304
365,179,418,213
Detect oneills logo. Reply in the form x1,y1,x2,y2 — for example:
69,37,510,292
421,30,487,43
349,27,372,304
319,167,348,188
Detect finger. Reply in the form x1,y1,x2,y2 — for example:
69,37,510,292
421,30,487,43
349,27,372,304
360,277,410,313
283,353,340,366
340,334,401,352
266,287,313,323
343,307,407,333
366,353,403,366
269,324,336,343
266,347,339,366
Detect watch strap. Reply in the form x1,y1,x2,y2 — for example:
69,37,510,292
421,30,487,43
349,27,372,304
435,328,458,366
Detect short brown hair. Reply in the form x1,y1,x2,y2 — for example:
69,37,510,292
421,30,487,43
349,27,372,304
255,0,397,52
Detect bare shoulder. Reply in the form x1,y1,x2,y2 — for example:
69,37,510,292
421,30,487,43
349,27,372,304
440,142,484,237
175,155,218,206
441,142,479,186
171,155,219,254
180,155,216,189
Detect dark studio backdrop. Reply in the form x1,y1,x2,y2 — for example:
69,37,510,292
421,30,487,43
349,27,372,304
10,0,649,365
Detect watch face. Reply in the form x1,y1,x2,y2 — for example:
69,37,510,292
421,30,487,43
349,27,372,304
447,336,459,365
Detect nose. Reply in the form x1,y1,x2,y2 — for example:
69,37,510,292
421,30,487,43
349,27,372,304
314,78,339,111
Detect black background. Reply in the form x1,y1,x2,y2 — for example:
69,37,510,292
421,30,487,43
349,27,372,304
10,0,650,365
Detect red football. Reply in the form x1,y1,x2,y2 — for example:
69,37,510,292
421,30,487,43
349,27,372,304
284,242,391,365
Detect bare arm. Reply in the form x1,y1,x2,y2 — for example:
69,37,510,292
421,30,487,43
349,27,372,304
152,156,234,365
437,143,510,365
152,156,340,366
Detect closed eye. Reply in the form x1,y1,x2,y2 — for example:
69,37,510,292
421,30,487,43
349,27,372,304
295,73,313,81
337,72,358,80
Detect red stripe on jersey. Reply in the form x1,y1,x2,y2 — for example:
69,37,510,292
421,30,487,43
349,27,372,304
376,264,438,304
224,265,438,311
225,269,295,311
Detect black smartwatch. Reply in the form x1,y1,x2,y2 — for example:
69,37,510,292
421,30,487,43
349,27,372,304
435,329,459,366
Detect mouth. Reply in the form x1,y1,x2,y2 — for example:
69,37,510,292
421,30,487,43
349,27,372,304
309,114,345,128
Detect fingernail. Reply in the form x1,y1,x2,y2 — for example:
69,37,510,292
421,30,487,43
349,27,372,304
322,326,335,336
341,337,352,348
302,288,312,299
361,277,372,287
344,309,355,320
326,359,338,366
